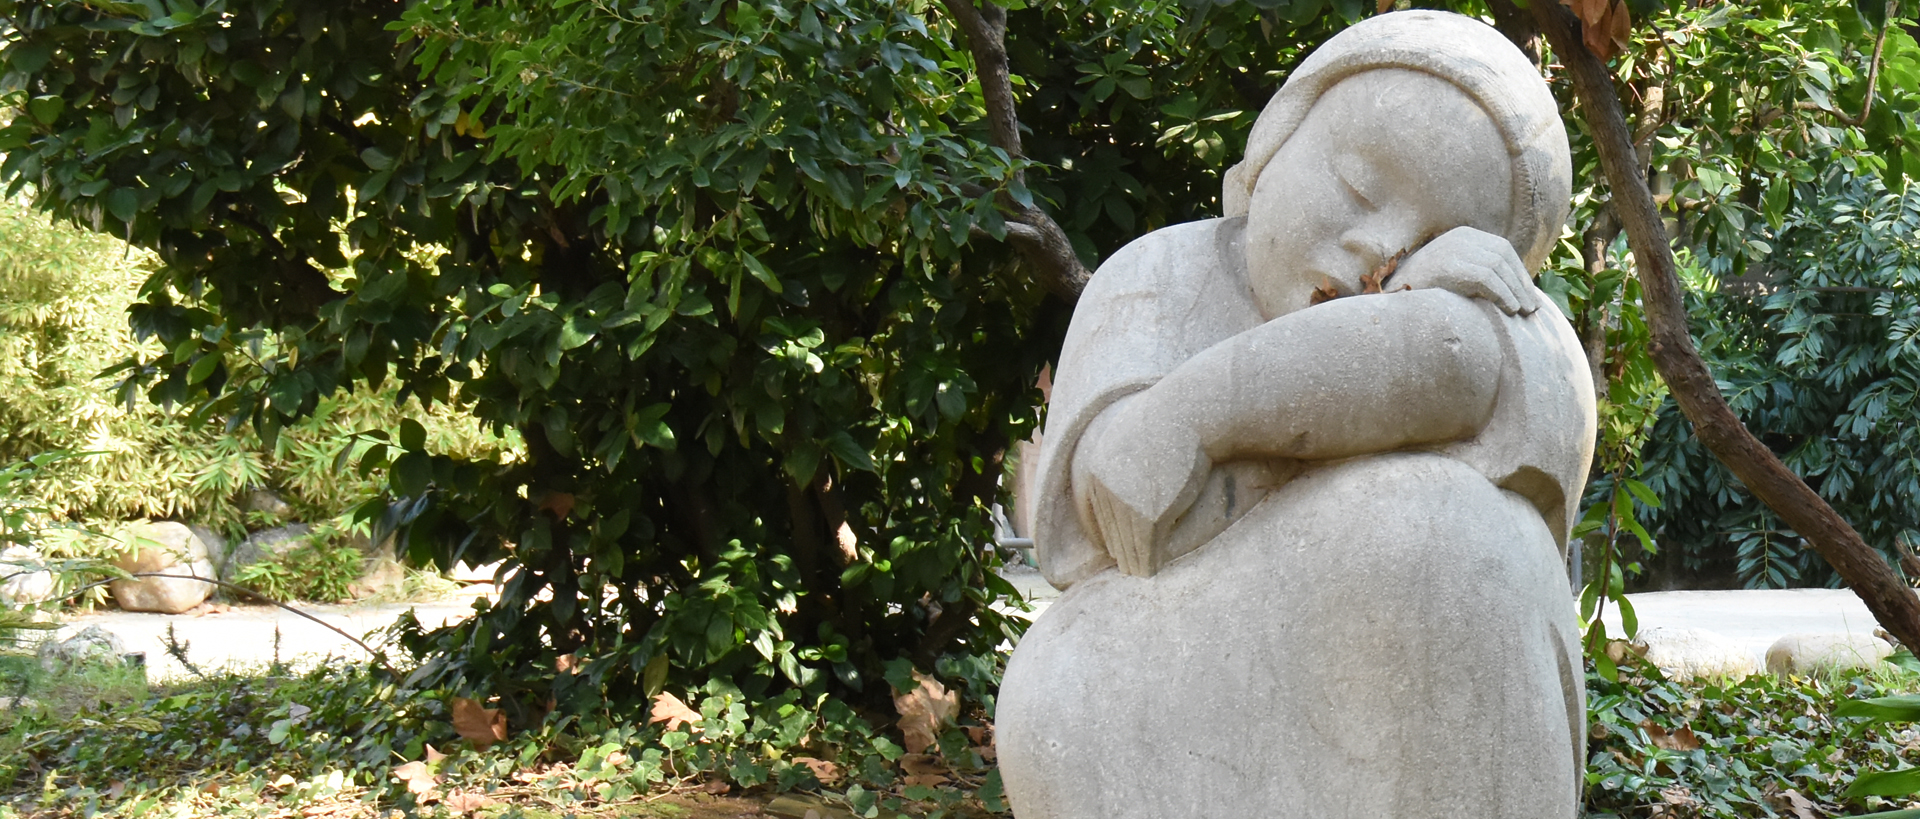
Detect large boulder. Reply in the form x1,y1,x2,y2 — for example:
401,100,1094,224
36,624,128,672
220,523,312,583
1765,632,1894,675
1629,627,1759,681
108,521,216,614
0,544,57,606
188,524,229,577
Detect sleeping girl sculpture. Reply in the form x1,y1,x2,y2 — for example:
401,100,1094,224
996,11,1597,818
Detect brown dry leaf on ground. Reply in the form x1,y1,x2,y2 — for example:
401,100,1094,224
391,761,440,796
891,671,958,753
650,691,704,732
1642,720,1701,751
451,698,508,749
792,756,843,785
900,753,949,787
441,791,497,814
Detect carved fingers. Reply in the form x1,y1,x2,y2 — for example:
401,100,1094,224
1072,400,1212,578
1388,226,1540,316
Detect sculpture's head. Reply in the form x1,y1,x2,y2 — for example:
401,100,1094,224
1226,11,1572,319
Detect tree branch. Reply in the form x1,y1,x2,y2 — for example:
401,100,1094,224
1531,0,1920,649
941,0,1092,301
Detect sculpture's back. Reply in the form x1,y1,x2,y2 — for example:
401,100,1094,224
996,12,1595,818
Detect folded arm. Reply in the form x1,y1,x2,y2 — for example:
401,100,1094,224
1073,288,1503,576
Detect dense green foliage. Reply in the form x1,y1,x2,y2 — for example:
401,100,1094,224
1639,172,1920,589
1585,653,1920,818
0,0,1359,724
0,197,512,546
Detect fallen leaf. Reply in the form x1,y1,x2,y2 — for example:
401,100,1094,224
441,791,497,814
900,753,947,777
648,691,703,733
1360,248,1410,294
105,780,126,800
892,670,959,754
556,653,580,674
1642,720,1701,751
391,761,439,796
975,744,997,762
904,774,947,787
451,697,508,750
702,778,731,795
425,744,447,764
964,725,989,745
792,756,842,785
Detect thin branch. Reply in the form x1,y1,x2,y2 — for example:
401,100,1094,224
940,0,1092,301
1531,0,1920,651
1830,8,1893,128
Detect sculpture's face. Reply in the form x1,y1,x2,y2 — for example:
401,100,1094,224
1243,69,1514,319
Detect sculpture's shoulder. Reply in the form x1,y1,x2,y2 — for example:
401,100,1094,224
1075,217,1248,308
1057,217,1258,385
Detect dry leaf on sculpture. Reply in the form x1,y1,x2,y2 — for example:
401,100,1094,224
892,670,959,754
441,791,497,814
1360,248,1411,295
391,760,440,796
649,691,704,732
1309,275,1342,305
450,697,508,750
792,756,843,785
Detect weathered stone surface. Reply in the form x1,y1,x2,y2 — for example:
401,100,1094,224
999,12,1590,818
221,523,312,583
37,624,128,671
109,521,216,614
1765,632,1893,675
242,488,294,519
0,544,57,606
1632,627,1759,681
189,524,229,576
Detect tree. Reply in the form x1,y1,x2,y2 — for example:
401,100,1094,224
0,0,1346,728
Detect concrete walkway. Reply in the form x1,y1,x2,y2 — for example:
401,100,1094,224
36,568,1900,681
47,597,487,680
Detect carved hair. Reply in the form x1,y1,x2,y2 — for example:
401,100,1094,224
1223,10,1572,273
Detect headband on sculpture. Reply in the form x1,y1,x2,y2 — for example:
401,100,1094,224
1222,10,1572,272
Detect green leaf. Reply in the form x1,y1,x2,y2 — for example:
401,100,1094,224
106,188,139,224
1850,766,1920,798
1837,694,1920,724
390,451,430,497
186,353,220,385
25,96,64,125
399,418,426,451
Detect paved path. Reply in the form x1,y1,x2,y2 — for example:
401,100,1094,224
1598,587,1886,664
48,597,488,680
41,568,1899,681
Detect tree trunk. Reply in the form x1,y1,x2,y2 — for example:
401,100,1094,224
1529,0,1920,649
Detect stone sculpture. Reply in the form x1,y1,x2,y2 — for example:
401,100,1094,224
996,12,1596,818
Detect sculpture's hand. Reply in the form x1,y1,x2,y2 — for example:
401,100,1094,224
1073,397,1212,578
1387,226,1539,316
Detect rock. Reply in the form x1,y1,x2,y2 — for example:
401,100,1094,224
36,624,127,671
189,524,229,577
221,523,312,583
1765,632,1893,675
0,544,57,606
108,521,216,614
242,488,294,519
1631,627,1758,681
350,553,408,599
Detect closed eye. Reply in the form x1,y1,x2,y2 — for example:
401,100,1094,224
1331,154,1377,210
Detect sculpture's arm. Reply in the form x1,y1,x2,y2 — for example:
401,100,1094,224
1073,288,1502,576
